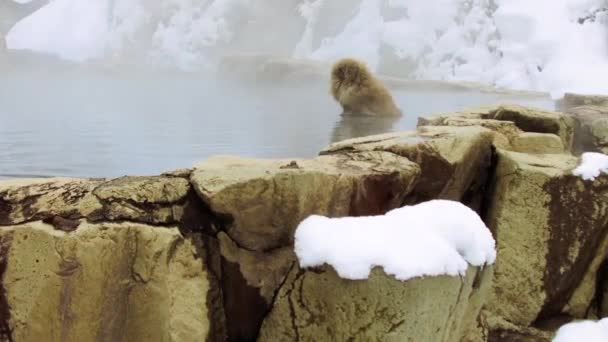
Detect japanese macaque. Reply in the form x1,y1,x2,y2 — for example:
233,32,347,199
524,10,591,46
330,58,402,117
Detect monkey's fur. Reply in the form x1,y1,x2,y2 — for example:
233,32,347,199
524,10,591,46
330,58,402,117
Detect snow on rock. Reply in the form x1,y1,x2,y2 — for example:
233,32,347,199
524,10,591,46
294,199,496,281
553,318,608,342
573,152,608,181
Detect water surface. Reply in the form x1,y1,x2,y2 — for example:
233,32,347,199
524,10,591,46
0,54,555,178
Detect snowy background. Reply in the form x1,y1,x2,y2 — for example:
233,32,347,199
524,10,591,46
3,0,608,97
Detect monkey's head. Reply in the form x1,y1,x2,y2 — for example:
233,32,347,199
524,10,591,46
331,58,371,87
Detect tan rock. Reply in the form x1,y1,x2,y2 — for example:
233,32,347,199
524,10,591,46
0,176,192,227
0,221,213,342
419,104,574,154
485,150,608,327
418,116,518,150
565,105,608,154
258,265,493,342
510,132,565,154
92,176,190,224
191,152,420,251
217,232,293,304
557,93,608,111
491,105,574,150
216,232,295,341
564,233,608,318
321,125,495,205
0,178,104,226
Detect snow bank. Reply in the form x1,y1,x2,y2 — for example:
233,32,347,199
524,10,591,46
573,152,608,181
6,0,110,62
5,0,608,96
294,199,496,281
553,318,608,342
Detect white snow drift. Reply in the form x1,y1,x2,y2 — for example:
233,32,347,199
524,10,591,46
573,152,608,181
5,0,608,97
294,199,496,281
553,318,608,342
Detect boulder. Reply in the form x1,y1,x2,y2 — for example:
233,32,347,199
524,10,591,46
190,152,420,252
258,265,493,342
510,132,565,154
321,125,495,206
190,151,420,341
0,221,214,342
564,234,608,319
419,104,573,154
0,176,192,227
484,150,608,329
557,93,608,111
564,105,608,154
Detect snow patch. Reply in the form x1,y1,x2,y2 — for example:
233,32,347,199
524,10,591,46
294,199,496,281
553,318,608,342
573,152,608,181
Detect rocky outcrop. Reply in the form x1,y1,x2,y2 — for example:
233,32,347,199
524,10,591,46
3,101,608,341
321,125,495,207
484,150,608,334
190,152,420,341
564,105,608,154
418,104,574,153
259,265,493,342
0,176,193,228
557,93,608,111
191,152,420,252
0,221,212,342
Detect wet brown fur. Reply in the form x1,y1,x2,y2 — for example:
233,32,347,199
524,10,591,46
330,58,402,117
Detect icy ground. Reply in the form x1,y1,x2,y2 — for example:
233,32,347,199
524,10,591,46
4,0,608,98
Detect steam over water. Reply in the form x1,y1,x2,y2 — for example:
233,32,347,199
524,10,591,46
0,55,553,178
0,0,591,178
4,0,608,96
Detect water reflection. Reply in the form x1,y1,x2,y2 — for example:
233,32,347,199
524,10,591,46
330,113,400,143
0,57,557,179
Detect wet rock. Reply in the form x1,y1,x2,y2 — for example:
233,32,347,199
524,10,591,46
92,176,190,224
484,150,608,328
0,178,104,225
419,104,573,154
321,125,495,205
490,105,574,149
564,105,608,154
564,234,608,318
0,176,192,227
557,93,608,111
258,265,493,341
0,221,214,342
191,152,420,252
510,132,565,154
216,232,294,341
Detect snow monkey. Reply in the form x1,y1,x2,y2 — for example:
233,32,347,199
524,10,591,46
330,58,402,117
